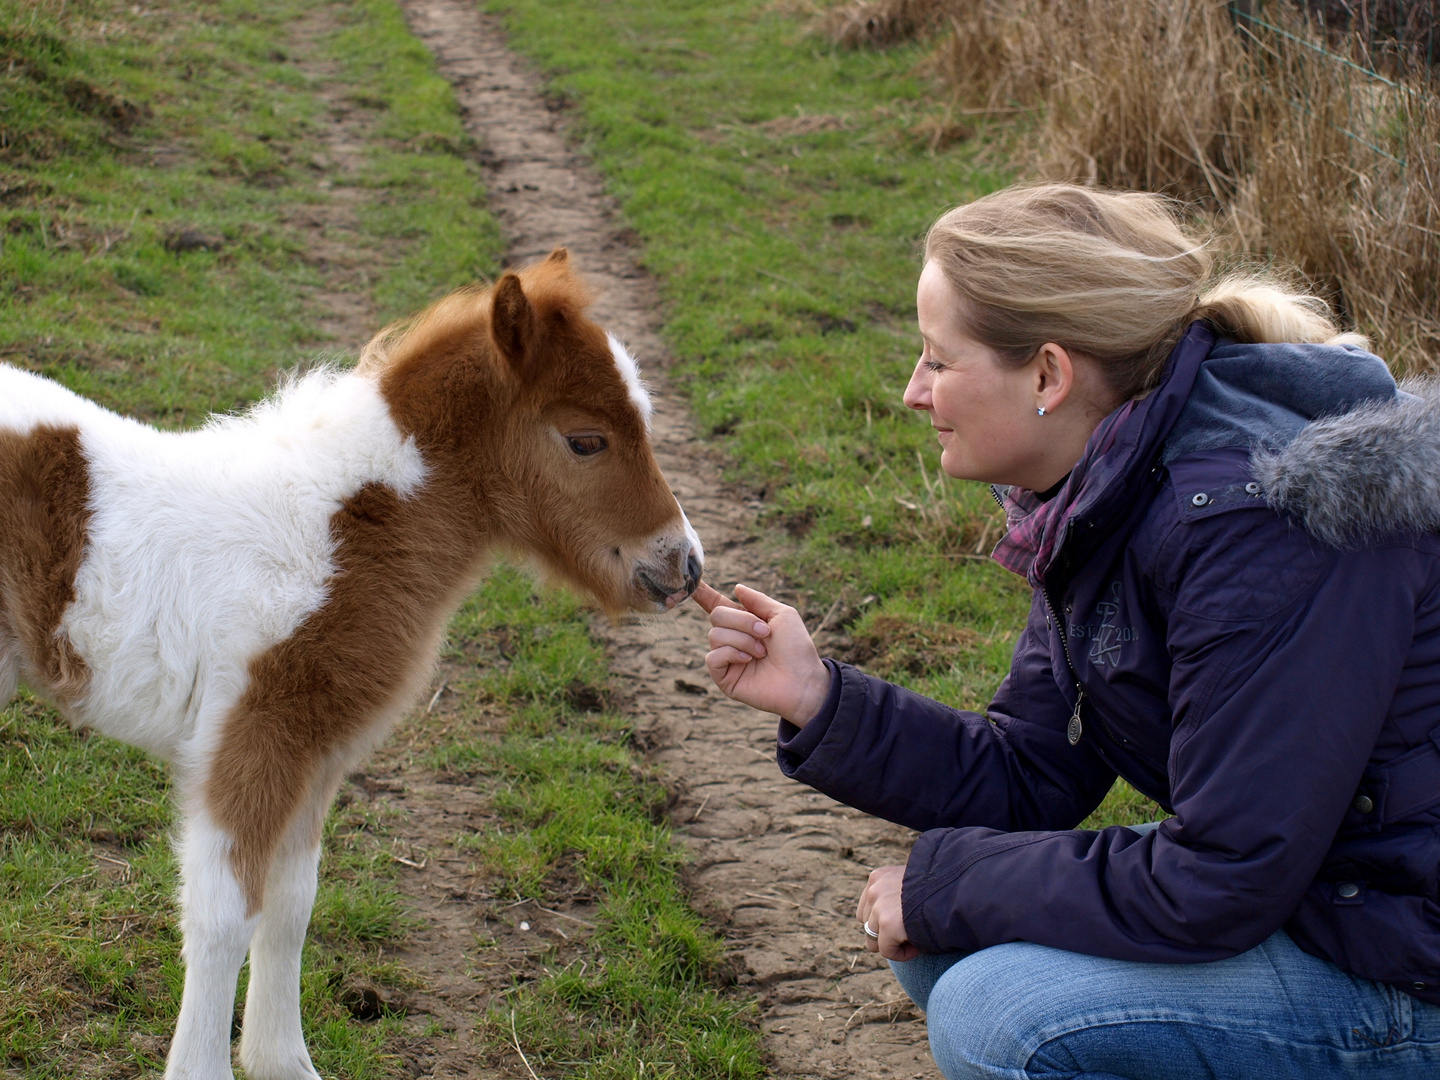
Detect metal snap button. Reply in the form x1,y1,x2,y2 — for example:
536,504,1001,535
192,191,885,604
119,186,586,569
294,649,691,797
1245,482,1261,495
1353,794,1374,814
1191,492,1209,507
1414,982,1426,992
1337,882,1360,899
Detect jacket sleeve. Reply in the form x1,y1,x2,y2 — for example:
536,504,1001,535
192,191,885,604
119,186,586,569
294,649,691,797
777,589,1117,833
901,506,1411,961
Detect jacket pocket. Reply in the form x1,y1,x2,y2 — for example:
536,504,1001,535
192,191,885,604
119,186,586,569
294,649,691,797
1320,825,1440,901
1346,723,1440,833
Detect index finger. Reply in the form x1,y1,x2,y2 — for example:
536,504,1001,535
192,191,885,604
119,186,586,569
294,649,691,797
693,580,743,614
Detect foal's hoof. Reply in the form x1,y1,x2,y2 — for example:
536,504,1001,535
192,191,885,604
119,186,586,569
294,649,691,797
236,1051,322,1080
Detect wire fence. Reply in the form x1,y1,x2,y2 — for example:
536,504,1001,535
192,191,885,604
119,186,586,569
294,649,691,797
1230,3,1416,89
1297,0,1439,70
1230,3,1419,165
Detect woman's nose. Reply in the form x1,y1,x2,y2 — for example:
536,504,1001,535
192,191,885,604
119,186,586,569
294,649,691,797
903,361,931,412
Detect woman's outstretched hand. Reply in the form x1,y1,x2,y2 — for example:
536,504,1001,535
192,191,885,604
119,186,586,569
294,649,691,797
693,581,832,726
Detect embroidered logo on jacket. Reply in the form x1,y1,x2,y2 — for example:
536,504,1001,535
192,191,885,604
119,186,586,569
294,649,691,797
1069,581,1138,669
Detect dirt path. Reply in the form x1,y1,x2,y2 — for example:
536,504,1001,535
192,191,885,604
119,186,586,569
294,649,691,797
286,11,386,358
392,3,940,1076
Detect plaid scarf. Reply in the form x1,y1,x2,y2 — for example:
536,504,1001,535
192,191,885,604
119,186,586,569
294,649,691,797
990,398,1139,587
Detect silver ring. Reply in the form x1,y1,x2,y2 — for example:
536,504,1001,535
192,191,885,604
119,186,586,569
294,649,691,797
863,921,880,939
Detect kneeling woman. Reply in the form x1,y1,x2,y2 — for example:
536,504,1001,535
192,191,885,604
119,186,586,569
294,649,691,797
696,183,1440,1079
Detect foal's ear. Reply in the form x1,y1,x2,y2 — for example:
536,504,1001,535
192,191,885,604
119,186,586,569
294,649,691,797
490,272,535,374
545,246,569,266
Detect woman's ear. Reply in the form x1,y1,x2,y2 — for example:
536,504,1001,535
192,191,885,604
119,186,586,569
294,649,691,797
1032,342,1075,413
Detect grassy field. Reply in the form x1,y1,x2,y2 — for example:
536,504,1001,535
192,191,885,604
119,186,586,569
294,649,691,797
434,571,763,1078
0,0,498,423
484,0,1160,829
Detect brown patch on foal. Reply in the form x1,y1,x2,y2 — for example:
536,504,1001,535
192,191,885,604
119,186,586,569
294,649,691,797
209,250,686,912
0,425,93,705
208,480,482,911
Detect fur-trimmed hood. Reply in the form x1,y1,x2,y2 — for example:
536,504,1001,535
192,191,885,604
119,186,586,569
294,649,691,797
1160,336,1433,548
1255,379,1440,548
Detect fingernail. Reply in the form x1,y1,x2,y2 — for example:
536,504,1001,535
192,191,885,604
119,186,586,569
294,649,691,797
753,621,768,635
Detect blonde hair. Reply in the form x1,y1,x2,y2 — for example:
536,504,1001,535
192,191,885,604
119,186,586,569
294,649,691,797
924,184,1367,401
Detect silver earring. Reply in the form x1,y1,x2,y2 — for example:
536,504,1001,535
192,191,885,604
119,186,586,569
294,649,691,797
1037,406,1047,417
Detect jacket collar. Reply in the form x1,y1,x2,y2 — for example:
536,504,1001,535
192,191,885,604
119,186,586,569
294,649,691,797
994,321,1413,582
992,322,1214,586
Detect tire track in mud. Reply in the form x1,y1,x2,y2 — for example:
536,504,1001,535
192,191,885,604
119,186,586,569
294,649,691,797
396,2,939,1075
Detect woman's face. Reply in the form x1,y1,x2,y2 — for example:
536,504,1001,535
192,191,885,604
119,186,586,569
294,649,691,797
904,260,1049,487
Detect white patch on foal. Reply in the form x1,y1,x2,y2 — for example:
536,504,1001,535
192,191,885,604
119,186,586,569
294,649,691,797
56,369,425,765
607,332,653,433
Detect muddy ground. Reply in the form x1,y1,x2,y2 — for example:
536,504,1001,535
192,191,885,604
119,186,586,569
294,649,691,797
300,1,941,1075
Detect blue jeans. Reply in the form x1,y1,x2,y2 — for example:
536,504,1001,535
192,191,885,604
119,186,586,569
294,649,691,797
891,930,1440,1078
891,826,1440,1079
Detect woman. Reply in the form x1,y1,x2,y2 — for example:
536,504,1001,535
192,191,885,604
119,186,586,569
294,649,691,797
693,183,1440,1079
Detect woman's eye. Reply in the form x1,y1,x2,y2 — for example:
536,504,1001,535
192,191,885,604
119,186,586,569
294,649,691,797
566,434,608,456
925,359,946,373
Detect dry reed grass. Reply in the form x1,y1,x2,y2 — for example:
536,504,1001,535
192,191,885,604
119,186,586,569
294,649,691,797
815,0,1440,371
817,0,946,47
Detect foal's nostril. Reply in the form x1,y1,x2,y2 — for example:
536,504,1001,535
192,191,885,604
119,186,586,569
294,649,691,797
684,550,703,592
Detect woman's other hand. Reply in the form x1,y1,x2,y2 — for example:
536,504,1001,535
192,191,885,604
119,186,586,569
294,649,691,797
694,581,831,726
856,864,919,962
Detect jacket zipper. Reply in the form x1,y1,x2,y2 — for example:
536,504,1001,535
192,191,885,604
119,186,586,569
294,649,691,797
992,486,1085,745
1043,585,1087,746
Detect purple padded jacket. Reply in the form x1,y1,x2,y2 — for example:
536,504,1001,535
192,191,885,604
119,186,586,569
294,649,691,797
778,323,1440,1005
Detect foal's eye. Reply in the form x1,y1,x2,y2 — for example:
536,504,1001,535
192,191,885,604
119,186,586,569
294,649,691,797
566,434,608,457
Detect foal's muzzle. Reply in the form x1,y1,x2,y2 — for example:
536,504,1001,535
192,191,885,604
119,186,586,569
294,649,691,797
633,517,704,611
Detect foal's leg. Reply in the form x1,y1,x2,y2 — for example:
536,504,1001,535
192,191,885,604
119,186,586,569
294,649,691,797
165,805,259,1080
238,768,341,1080
0,619,19,706
0,652,17,707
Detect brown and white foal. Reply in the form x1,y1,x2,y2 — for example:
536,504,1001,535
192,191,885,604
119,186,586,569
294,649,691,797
0,249,702,1080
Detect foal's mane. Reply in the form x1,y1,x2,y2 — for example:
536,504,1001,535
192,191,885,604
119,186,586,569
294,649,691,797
355,252,596,378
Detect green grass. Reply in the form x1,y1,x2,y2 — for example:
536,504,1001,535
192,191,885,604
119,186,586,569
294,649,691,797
0,0,499,427
482,0,1162,824
328,0,503,322
0,0,500,1074
435,569,764,1078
